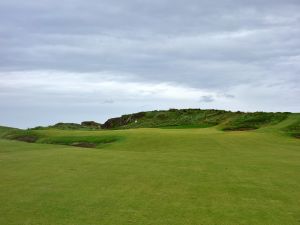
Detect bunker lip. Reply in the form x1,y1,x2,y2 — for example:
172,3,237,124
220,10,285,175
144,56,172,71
70,142,97,148
15,135,38,143
294,134,300,139
223,127,257,131
2,131,122,148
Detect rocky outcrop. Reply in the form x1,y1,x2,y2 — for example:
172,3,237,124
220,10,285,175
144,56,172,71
102,112,146,129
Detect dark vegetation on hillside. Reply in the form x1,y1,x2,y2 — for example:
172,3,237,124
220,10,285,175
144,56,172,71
102,109,290,130
28,109,291,131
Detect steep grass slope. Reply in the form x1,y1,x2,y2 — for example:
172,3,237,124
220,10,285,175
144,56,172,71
0,124,300,225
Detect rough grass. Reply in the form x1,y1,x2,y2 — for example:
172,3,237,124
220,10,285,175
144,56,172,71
32,122,101,130
283,118,300,138
0,125,18,137
222,112,289,131
2,129,41,142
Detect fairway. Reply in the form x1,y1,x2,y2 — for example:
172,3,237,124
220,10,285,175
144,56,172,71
1,126,300,225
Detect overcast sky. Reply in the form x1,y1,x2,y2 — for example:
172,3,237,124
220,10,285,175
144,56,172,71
0,0,299,128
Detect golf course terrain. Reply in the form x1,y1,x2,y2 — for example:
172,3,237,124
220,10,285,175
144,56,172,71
1,109,300,225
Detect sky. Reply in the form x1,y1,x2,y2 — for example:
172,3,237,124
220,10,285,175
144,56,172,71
0,0,299,128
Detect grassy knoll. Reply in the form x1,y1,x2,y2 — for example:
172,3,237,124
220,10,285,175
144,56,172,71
2,129,123,148
0,115,300,225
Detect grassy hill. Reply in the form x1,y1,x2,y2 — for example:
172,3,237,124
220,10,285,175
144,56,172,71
30,109,292,132
0,110,300,225
1,111,299,148
102,109,291,130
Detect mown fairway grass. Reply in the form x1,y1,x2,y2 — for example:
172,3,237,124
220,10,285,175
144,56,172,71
1,122,300,224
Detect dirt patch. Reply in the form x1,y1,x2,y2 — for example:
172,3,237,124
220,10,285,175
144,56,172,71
15,135,38,143
70,142,97,148
223,127,257,131
233,127,257,131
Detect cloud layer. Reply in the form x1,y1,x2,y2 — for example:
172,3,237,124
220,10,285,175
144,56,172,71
0,0,299,127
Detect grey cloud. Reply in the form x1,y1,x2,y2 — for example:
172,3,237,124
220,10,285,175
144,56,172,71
199,95,215,103
0,0,299,127
103,99,115,104
222,94,235,99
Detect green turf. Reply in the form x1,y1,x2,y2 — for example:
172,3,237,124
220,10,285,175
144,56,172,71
1,116,300,225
